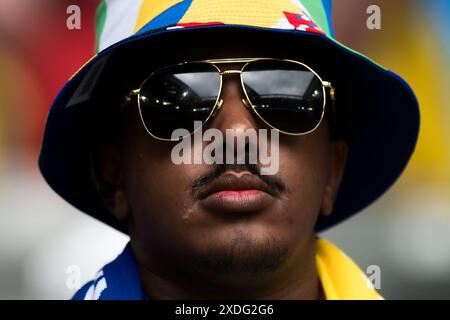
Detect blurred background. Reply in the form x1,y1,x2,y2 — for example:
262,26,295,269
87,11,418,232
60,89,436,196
0,0,449,299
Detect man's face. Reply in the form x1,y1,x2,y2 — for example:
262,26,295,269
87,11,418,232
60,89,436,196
93,58,348,289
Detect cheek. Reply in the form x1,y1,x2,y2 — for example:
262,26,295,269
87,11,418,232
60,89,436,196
276,132,331,232
121,138,202,245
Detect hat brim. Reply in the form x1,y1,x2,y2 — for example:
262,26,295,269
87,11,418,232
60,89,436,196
38,25,420,233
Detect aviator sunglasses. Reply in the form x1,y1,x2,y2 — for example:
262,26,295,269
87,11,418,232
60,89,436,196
124,58,335,141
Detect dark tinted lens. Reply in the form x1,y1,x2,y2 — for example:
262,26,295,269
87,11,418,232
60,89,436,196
242,60,324,134
138,63,220,139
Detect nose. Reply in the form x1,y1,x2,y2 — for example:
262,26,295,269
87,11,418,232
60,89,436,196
202,75,268,166
205,75,260,135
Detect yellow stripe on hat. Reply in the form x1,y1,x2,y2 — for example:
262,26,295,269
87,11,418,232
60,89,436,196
133,0,183,33
178,0,301,28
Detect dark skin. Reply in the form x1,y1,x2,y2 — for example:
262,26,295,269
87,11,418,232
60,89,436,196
92,58,348,300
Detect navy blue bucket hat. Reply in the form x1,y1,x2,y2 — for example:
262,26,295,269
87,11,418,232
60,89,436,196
39,0,420,233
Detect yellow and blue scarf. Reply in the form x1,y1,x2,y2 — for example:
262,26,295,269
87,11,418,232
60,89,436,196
73,238,382,300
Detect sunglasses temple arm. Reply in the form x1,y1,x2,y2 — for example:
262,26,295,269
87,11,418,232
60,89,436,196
322,81,335,101
322,81,337,138
121,89,140,109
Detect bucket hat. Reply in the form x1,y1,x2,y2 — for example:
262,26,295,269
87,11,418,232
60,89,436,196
39,0,420,233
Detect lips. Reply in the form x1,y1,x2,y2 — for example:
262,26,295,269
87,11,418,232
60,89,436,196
194,172,279,214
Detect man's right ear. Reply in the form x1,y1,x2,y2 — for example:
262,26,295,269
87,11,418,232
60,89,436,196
90,145,130,221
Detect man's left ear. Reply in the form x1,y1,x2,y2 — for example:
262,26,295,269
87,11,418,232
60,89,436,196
320,140,348,216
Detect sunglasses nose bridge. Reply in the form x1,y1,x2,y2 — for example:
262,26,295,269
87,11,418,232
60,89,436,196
219,70,242,76
207,71,260,132
211,70,250,116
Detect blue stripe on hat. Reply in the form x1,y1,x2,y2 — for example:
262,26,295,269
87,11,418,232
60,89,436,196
321,0,334,38
136,0,193,35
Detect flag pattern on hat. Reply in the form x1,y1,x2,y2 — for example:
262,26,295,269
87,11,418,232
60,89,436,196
281,11,323,33
96,0,332,52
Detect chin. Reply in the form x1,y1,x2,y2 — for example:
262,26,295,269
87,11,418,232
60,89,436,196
190,228,291,277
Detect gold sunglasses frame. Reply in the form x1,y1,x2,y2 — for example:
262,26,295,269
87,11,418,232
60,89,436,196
125,57,335,141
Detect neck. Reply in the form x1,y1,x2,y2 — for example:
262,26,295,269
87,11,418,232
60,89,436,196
131,237,322,300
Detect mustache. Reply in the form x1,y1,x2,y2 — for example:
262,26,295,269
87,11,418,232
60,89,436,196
190,163,286,196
